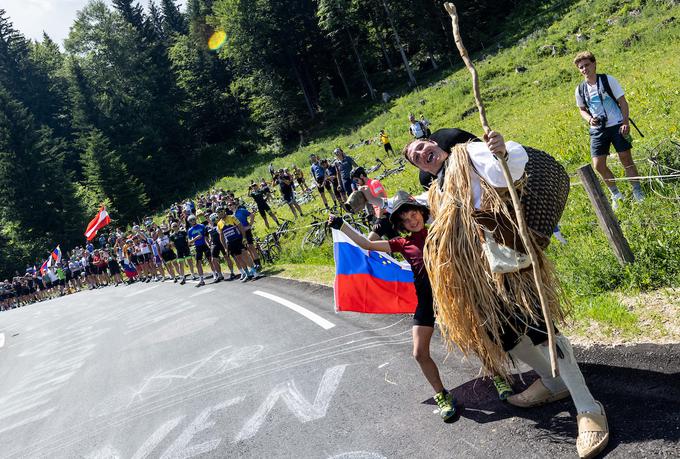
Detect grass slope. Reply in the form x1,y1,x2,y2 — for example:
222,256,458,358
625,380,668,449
190,0,680,341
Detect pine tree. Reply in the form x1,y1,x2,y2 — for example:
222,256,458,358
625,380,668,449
80,128,149,224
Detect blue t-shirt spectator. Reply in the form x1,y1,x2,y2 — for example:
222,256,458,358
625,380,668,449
335,156,357,179
187,224,207,246
310,163,326,183
234,206,252,230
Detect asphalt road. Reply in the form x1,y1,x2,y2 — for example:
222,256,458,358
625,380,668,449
0,277,678,459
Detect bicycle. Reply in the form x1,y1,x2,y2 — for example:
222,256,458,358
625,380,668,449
296,188,316,205
366,158,386,175
301,217,329,249
341,212,371,234
375,158,406,181
255,233,281,264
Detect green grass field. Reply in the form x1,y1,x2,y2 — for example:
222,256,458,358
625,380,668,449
182,0,680,342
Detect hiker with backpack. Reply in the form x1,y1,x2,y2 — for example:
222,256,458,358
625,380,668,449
574,51,644,209
408,113,429,140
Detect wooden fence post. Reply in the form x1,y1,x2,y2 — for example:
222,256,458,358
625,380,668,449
577,164,635,265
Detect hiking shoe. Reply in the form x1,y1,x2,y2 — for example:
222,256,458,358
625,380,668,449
433,391,456,422
195,280,205,288
493,376,514,401
632,188,645,202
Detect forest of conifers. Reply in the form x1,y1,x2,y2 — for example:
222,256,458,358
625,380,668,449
0,0,529,276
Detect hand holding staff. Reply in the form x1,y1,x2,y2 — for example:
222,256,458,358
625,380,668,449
444,2,560,377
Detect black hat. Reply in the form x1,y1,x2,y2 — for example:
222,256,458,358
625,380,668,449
350,166,366,179
388,190,428,226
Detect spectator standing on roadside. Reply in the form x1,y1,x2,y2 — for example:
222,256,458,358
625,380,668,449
379,129,395,156
276,169,304,219
310,154,336,210
574,51,644,209
292,164,308,191
187,214,209,287
333,147,359,199
249,182,280,229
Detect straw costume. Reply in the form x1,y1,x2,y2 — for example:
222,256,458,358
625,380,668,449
424,139,570,378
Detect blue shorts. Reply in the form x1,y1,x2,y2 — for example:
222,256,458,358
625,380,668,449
341,177,355,195
589,124,632,157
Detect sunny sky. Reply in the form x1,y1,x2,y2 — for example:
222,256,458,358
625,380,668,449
2,0,184,47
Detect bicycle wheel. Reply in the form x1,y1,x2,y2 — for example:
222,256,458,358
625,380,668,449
310,224,328,246
301,223,323,249
267,243,281,260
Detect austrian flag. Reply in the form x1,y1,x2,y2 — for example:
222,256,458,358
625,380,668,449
85,207,111,241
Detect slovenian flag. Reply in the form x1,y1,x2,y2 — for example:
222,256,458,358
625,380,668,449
50,245,62,263
85,207,111,241
332,227,417,314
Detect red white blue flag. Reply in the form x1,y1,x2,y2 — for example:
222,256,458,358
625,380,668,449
332,227,417,314
50,245,62,263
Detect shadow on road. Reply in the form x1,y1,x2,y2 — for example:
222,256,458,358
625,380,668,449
439,343,680,452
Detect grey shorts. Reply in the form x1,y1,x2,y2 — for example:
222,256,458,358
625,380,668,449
590,124,632,157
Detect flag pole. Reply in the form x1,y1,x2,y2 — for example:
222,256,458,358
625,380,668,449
444,2,559,377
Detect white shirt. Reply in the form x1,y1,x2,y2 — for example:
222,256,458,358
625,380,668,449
387,141,528,211
574,75,624,128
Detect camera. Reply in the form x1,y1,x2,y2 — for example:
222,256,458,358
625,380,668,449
592,114,607,126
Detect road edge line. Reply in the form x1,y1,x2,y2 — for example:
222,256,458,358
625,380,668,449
252,290,335,330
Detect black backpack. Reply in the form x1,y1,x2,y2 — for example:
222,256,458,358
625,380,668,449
578,74,643,136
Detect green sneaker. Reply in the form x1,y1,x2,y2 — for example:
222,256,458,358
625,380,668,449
493,376,514,401
433,391,456,421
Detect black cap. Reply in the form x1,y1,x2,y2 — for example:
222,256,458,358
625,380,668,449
350,166,366,179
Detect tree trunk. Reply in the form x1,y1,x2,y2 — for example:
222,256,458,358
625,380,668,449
369,11,394,74
428,51,438,70
288,52,315,118
346,29,375,100
381,0,416,86
333,56,351,98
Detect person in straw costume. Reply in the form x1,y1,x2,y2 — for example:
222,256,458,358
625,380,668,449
360,127,609,458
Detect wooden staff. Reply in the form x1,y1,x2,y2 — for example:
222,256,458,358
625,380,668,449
444,2,559,376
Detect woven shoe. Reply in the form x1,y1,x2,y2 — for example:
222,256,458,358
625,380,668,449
507,379,569,408
576,401,609,459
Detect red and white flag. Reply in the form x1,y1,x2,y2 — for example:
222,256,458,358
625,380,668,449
85,207,111,241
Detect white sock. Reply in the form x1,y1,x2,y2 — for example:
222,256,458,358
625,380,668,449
543,335,599,414
509,335,566,393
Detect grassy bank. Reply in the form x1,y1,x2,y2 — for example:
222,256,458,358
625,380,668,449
182,0,680,342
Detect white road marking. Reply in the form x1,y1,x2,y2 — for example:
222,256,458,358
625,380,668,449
252,290,335,330
0,332,4,348
125,285,161,297
189,287,215,298
235,365,346,442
